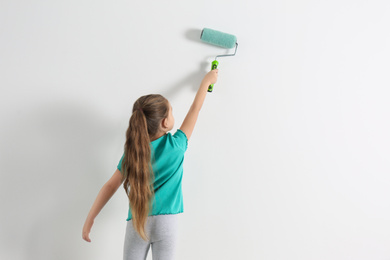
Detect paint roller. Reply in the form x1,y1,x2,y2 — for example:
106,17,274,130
200,28,238,92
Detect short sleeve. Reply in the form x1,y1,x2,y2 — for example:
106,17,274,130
173,129,188,152
117,153,124,171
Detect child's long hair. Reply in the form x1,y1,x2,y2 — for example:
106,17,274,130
121,94,169,241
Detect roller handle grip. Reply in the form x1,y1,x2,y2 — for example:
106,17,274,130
208,60,219,92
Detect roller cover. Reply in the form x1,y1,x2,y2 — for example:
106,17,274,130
200,28,237,49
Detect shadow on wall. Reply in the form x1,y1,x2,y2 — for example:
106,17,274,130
161,60,210,99
0,100,120,260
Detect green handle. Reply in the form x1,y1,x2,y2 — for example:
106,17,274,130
208,60,219,92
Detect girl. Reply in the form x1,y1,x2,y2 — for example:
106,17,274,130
82,69,219,260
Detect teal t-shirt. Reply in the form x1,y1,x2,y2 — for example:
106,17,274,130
117,129,188,221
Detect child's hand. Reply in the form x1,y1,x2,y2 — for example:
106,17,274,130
82,219,94,242
202,69,219,85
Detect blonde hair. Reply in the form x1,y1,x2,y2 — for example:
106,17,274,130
121,94,169,241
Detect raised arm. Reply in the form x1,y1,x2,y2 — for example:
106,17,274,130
180,69,218,140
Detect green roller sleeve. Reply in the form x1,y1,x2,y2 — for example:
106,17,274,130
201,28,237,49
208,60,219,92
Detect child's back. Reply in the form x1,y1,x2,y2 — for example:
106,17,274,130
117,129,188,221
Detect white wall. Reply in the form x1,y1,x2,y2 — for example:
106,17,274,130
1,0,389,259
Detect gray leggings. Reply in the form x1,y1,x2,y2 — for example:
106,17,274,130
123,214,180,260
